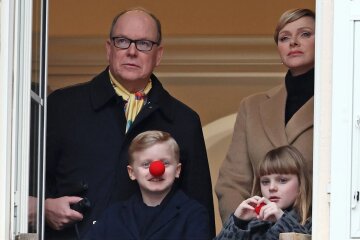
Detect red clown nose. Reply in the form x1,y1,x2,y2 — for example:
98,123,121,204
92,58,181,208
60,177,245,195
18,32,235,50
149,160,165,177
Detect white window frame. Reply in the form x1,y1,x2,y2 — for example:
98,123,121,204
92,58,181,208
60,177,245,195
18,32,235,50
328,0,360,239
13,0,34,235
1,0,47,239
0,1,16,239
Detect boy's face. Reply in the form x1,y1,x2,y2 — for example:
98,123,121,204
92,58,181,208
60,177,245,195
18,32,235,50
127,142,181,199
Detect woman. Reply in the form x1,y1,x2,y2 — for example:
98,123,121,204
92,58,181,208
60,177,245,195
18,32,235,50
215,8,315,223
215,146,312,239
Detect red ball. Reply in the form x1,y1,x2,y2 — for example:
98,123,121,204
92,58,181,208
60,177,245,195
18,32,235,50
149,160,165,177
255,202,266,215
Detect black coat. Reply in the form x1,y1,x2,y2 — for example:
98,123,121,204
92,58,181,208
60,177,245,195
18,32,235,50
83,190,210,240
45,68,215,239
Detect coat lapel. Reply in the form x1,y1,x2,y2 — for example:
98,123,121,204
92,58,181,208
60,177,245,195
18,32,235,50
89,67,127,134
285,97,314,143
119,197,140,239
259,86,288,146
260,85,314,146
127,74,174,134
144,190,184,239
129,101,159,131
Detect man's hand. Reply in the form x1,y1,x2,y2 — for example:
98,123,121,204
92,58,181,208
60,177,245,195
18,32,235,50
28,196,37,228
45,197,84,230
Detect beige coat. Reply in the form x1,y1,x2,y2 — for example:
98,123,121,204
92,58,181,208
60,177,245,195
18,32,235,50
215,84,313,223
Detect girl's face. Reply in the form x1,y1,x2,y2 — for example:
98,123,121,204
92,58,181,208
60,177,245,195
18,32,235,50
260,173,299,209
277,16,315,76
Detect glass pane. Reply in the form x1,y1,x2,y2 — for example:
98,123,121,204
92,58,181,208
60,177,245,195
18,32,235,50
31,0,41,95
29,0,44,234
28,98,40,233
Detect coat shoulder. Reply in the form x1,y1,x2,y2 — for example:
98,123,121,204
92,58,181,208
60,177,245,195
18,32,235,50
174,190,208,215
166,94,200,117
48,69,109,103
243,84,283,103
48,80,92,107
238,84,284,110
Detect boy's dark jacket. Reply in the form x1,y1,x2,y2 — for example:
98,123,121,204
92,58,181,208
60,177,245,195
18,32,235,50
83,190,210,240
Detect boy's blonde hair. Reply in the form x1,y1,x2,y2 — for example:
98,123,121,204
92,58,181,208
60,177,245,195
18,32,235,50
253,145,312,225
128,130,179,165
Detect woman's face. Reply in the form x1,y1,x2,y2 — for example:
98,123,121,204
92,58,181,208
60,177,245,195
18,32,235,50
277,16,315,76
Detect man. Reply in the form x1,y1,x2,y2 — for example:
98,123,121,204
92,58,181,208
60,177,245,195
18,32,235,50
45,8,215,239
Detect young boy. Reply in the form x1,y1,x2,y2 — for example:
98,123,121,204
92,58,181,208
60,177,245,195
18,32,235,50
83,130,210,240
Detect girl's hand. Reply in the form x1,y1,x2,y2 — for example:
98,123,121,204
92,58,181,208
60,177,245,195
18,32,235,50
256,197,284,222
234,196,261,221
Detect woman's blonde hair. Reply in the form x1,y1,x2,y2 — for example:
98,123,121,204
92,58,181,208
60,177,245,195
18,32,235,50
274,8,315,44
253,145,312,225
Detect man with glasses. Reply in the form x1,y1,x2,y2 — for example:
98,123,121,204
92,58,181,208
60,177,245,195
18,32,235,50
45,8,215,239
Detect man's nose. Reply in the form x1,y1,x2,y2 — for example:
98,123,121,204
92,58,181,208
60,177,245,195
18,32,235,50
127,42,138,55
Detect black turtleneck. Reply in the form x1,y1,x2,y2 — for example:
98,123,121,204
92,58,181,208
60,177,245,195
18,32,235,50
285,68,314,124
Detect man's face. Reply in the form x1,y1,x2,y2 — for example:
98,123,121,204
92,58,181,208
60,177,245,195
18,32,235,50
106,10,163,92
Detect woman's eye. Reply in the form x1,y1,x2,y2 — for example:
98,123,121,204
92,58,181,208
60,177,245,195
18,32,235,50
300,31,312,38
162,160,170,166
279,36,289,42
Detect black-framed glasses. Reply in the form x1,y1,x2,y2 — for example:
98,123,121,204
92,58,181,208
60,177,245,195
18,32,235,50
111,37,159,51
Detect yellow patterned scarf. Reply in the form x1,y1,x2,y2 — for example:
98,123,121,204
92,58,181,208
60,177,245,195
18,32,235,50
109,71,152,132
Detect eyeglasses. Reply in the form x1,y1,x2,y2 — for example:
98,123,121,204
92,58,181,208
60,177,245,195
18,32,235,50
111,37,159,51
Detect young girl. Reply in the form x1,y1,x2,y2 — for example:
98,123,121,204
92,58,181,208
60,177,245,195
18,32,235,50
215,145,312,240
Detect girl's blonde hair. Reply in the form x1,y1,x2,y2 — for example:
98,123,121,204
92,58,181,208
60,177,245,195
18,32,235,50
253,145,312,225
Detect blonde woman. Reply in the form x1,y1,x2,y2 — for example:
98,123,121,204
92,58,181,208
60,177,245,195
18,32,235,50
216,8,315,223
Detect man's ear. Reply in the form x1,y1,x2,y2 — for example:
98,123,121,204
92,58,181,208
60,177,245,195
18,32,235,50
127,165,136,180
105,39,112,62
175,163,181,178
155,45,163,67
